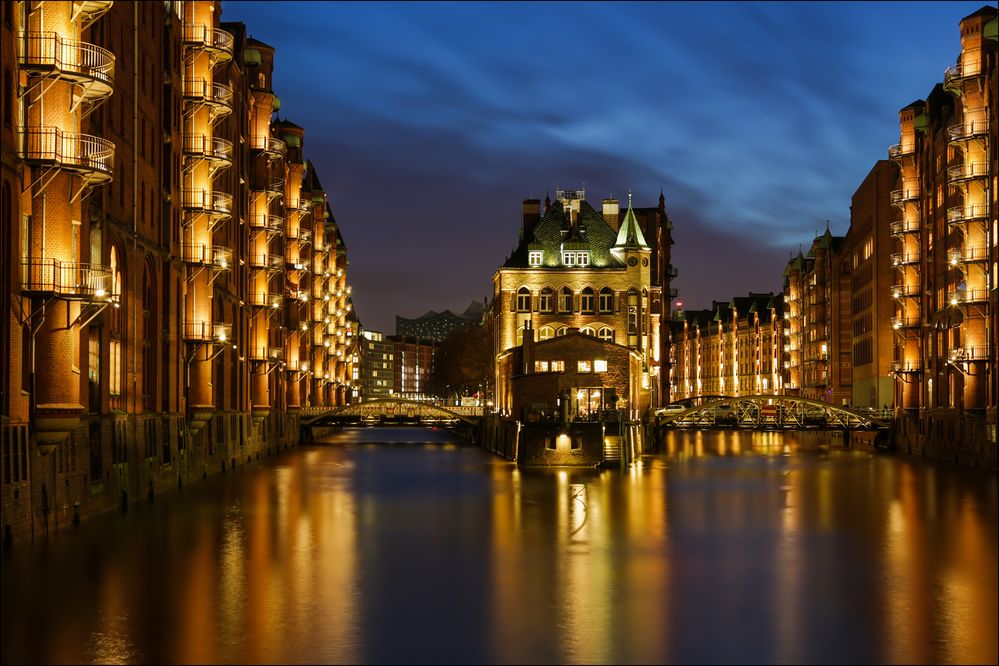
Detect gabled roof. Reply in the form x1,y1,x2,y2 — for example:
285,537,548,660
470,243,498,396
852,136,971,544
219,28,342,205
962,5,996,22
502,199,623,269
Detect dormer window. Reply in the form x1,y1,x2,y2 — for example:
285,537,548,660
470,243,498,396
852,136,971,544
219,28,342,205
528,251,543,266
562,251,589,266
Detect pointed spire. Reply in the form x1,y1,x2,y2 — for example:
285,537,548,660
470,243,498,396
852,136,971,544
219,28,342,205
613,189,649,250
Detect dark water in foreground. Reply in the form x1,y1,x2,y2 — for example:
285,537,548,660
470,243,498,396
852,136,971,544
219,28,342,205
2,428,997,664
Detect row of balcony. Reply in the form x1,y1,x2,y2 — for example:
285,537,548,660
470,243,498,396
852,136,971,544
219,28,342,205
19,31,114,101
21,127,114,182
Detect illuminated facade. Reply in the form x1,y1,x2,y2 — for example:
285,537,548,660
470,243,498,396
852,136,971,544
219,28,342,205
890,6,996,460
668,293,783,401
1,1,358,539
782,229,852,405
492,189,674,419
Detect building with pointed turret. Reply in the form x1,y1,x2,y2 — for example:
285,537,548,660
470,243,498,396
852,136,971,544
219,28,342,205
492,188,674,423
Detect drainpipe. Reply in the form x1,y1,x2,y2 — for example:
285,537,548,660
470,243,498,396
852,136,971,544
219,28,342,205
131,1,139,491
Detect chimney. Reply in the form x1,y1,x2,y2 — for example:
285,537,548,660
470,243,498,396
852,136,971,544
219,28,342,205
522,199,541,239
522,322,535,375
602,199,620,232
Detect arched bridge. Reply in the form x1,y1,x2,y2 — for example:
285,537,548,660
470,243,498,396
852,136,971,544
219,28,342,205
657,395,888,430
302,398,482,427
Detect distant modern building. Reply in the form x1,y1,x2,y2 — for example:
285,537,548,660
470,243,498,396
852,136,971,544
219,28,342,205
388,336,434,401
396,300,486,342
360,331,395,400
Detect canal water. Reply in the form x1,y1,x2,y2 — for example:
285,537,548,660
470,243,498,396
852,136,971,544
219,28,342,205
2,428,996,665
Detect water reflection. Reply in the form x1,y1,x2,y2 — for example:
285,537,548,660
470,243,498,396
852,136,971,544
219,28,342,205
1,428,996,664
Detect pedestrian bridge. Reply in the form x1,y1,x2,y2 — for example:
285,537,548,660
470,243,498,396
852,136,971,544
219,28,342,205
302,398,482,427
657,395,888,430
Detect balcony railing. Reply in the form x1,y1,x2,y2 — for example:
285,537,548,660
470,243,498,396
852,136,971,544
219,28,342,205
948,346,990,362
890,189,920,206
182,189,232,217
183,134,233,165
20,32,114,97
248,254,285,271
182,24,234,61
948,288,989,305
181,244,232,270
887,142,915,161
298,228,312,244
946,203,989,225
249,214,284,234
21,127,114,182
891,252,920,267
890,218,921,236
891,315,920,329
946,114,989,142
182,78,233,115
947,162,989,183
948,246,990,265
944,53,982,89
183,320,231,343
892,360,922,374
248,136,286,157
891,283,921,299
248,291,284,309
21,259,113,301
286,259,309,273
252,176,284,196
247,346,284,362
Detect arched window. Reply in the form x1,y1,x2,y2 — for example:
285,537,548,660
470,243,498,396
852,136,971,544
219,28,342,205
559,287,573,313
538,325,554,341
580,287,595,314
539,286,554,313
599,287,614,313
598,326,614,343
580,326,595,337
555,326,568,337
516,287,531,312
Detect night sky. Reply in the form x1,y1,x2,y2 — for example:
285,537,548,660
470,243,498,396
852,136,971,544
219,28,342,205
222,1,984,333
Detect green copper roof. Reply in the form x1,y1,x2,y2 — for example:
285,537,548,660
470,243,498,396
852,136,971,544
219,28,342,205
502,199,623,269
614,194,649,250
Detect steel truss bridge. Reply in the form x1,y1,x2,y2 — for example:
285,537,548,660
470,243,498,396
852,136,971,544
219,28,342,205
658,395,888,430
302,398,482,427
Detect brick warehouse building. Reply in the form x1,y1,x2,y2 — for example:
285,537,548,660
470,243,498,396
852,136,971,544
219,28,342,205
0,0,360,541
889,6,997,463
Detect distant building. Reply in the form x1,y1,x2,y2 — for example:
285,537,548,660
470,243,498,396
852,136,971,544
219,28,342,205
388,336,434,401
396,300,486,342
360,331,395,400
669,293,784,400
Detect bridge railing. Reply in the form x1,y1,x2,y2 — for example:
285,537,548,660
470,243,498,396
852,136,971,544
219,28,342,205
658,395,881,430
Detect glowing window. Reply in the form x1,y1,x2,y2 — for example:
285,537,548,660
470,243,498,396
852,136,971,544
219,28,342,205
528,251,543,266
594,359,607,373
578,360,592,373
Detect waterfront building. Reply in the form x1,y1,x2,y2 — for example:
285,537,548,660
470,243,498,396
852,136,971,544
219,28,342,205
889,6,997,459
848,160,898,409
360,330,394,401
0,0,358,540
388,335,434,401
668,293,784,401
782,228,852,405
492,189,674,419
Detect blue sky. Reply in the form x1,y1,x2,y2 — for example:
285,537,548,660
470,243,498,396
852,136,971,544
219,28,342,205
223,1,986,332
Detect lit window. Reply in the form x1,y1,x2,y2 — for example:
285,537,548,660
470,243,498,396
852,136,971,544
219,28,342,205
581,287,595,313
555,326,568,337
528,251,543,266
539,287,554,312
580,327,595,337
594,359,607,373
551,360,565,372
598,287,613,313
577,252,589,266
516,287,531,312
562,252,575,266
598,326,614,342
534,360,550,373
538,326,554,341
578,360,592,373
559,287,573,312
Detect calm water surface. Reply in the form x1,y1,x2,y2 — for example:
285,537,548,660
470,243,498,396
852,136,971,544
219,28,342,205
2,428,997,664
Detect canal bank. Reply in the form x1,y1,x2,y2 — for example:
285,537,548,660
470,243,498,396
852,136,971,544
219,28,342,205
2,410,302,549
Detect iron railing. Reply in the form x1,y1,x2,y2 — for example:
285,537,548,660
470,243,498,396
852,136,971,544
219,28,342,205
21,259,113,300
20,127,114,177
20,32,114,90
